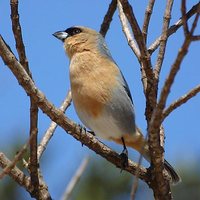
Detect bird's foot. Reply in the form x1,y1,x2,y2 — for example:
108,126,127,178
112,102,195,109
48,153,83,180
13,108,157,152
78,124,95,146
87,130,95,136
77,124,86,147
120,137,128,172
120,147,128,172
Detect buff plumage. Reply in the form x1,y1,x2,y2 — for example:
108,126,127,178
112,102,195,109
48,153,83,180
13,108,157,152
53,26,180,184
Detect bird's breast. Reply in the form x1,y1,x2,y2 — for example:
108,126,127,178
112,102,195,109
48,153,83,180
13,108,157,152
71,77,113,118
69,54,120,118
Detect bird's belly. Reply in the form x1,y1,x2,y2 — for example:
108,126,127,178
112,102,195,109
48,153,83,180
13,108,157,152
72,92,135,140
74,107,126,139
71,90,117,139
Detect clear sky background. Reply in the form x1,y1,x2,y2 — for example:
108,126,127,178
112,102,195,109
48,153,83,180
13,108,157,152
0,0,200,199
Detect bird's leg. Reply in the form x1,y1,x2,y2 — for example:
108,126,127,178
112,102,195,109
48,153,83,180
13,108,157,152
120,137,128,170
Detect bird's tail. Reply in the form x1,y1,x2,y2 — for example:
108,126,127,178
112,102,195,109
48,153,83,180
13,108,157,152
163,159,181,184
115,128,181,184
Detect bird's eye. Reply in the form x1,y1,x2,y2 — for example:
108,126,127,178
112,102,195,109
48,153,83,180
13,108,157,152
65,27,82,37
73,28,81,35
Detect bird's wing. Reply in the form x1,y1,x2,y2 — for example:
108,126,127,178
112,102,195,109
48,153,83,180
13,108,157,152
119,70,133,104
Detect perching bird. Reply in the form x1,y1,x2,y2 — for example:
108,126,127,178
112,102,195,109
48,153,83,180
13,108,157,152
53,26,180,184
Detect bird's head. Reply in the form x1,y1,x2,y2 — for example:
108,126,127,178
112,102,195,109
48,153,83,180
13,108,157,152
53,26,111,59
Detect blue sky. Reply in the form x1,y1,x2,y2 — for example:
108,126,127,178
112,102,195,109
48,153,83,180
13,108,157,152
0,0,200,199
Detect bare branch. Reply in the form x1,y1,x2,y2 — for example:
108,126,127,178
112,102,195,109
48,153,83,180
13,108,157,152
119,0,148,57
10,1,40,197
61,157,89,200
163,85,200,120
117,0,140,58
0,152,32,190
10,0,29,74
119,0,153,71
119,0,157,123
191,35,200,41
0,36,150,184
148,17,196,200
0,152,52,199
142,0,155,44
29,100,40,198
0,142,28,179
148,2,200,54
181,0,189,36
37,91,72,160
130,154,144,200
146,2,199,199
154,0,174,80
190,11,199,35
100,0,117,37
130,128,149,200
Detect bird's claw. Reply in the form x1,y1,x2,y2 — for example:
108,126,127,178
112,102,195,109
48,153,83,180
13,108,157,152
120,148,128,172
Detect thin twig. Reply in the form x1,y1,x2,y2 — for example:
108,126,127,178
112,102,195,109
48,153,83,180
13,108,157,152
142,0,155,44
119,0,149,59
10,0,39,198
117,0,140,58
100,0,117,37
0,152,52,199
151,3,199,146
10,0,29,72
130,154,143,200
130,127,148,200
0,142,28,179
0,36,150,183
154,0,174,80
191,35,200,41
150,3,174,180
119,0,153,71
181,0,189,36
37,91,72,160
163,85,200,120
119,0,156,123
190,11,199,35
29,100,39,198
148,2,200,54
61,157,89,200
148,12,198,199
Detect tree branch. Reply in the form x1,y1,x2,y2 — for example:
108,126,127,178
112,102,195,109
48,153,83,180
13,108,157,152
10,0,29,72
148,4,175,196
37,91,72,160
163,85,200,120
148,2,200,54
142,0,155,44
119,0,157,123
10,0,42,198
0,141,28,179
99,0,117,37
191,35,200,41
0,35,150,184
148,11,197,199
154,0,174,80
61,156,89,200
181,0,189,36
117,0,140,58
0,152,52,200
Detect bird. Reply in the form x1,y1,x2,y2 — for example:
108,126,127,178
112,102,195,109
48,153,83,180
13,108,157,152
53,26,180,184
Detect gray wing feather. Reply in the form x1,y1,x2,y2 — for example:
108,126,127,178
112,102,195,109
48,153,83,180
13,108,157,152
120,71,133,104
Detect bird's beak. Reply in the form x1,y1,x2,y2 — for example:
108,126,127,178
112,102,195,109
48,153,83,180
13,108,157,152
53,31,68,41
